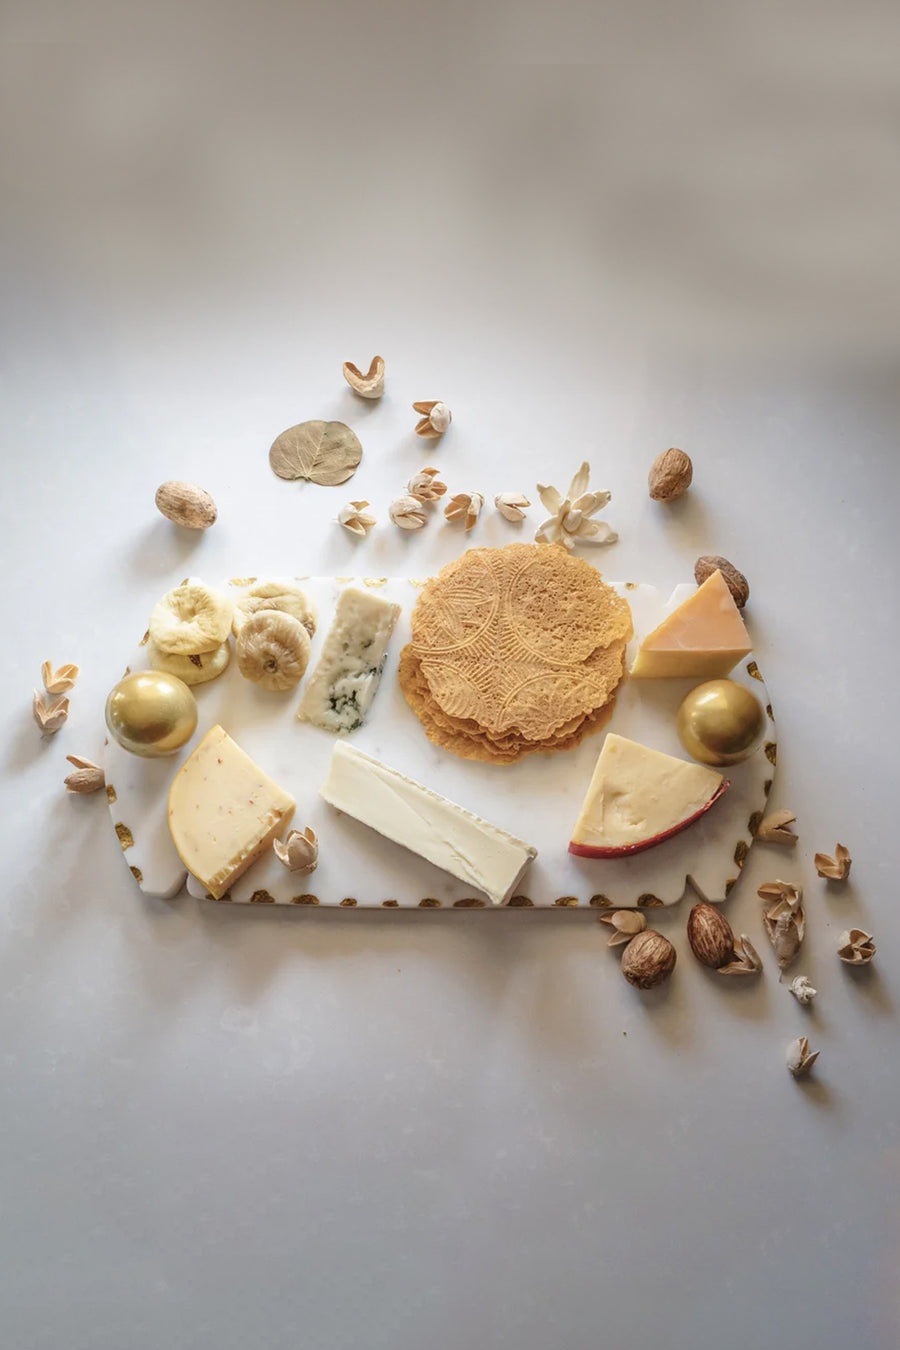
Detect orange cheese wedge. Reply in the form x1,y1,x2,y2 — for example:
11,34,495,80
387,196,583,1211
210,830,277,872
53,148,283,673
631,570,751,678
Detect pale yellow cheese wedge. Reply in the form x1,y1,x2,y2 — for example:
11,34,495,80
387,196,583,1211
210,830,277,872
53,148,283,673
631,570,751,678
168,724,294,898
569,733,726,856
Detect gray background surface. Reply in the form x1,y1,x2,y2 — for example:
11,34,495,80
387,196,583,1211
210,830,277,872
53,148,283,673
2,17,900,1350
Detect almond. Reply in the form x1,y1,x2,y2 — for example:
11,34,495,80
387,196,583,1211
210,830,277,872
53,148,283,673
621,930,677,989
155,481,217,530
687,902,735,968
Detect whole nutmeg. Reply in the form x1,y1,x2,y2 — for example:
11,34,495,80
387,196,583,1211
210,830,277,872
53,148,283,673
687,902,735,969
648,447,693,501
694,555,750,609
155,481,217,530
621,930,677,989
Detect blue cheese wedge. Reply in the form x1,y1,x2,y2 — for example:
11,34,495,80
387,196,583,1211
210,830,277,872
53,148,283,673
298,587,401,733
319,742,537,905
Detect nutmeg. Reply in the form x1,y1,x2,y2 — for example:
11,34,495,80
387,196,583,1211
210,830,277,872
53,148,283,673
620,930,677,989
687,902,735,969
694,555,749,609
155,481,217,530
648,448,692,501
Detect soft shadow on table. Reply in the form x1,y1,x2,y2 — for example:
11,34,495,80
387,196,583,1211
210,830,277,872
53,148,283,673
648,489,713,556
4,720,61,773
127,518,210,577
840,962,892,1015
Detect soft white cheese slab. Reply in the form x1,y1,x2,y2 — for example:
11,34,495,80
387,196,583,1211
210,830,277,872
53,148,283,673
319,742,537,906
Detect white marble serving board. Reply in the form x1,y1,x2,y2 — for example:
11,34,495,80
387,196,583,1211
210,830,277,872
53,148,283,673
104,575,777,909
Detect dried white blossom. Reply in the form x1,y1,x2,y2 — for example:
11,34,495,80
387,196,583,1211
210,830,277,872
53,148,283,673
413,401,452,437
337,500,377,537
444,492,483,531
535,462,617,550
407,467,447,502
494,493,531,522
789,975,817,1005
273,826,318,875
786,1036,819,1077
389,496,429,531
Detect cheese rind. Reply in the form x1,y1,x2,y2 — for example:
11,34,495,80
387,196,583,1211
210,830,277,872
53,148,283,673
569,733,726,855
320,742,537,905
631,570,751,678
167,725,295,898
298,587,401,733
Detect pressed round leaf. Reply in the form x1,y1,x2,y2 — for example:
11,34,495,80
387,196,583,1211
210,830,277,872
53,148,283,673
269,420,362,486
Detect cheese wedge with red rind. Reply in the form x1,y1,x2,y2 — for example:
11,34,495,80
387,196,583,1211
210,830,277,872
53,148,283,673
168,724,295,898
631,569,751,678
569,733,728,858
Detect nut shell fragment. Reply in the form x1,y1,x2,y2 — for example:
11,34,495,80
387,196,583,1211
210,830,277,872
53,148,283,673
837,928,876,965
274,826,318,874
444,492,483,531
42,661,79,695
389,496,428,531
338,501,377,537
759,880,805,970
718,934,763,976
599,910,646,947
814,844,852,881
33,691,69,735
495,493,531,522
756,808,798,846
343,356,385,399
786,1036,819,1077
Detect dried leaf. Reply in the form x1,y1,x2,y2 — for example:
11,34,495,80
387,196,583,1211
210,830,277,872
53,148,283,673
42,661,79,694
269,420,362,486
33,691,69,735
814,844,852,881
756,808,798,846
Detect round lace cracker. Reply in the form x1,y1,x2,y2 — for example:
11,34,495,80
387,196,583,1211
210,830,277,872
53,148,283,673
399,648,622,763
409,544,631,738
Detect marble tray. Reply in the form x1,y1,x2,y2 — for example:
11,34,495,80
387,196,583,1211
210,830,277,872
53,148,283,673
104,575,777,909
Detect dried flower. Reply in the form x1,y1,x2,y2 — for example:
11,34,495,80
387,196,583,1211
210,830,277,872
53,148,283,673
789,975,817,1005
814,844,852,881
42,661,79,695
389,496,429,531
719,934,763,976
407,467,447,502
759,880,805,970
343,356,385,399
756,808,798,847
337,500,377,537
535,462,617,550
413,400,452,437
837,928,876,965
786,1036,819,1077
64,754,106,794
273,826,318,874
33,691,69,735
444,492,483,531
599,910,646,947
494,493,531,522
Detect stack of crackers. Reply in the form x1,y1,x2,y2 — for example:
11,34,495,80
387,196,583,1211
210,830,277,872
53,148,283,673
399,543,633,764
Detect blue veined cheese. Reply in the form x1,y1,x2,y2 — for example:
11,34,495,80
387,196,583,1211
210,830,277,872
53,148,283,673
297,587,401,733
319,742,538,905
